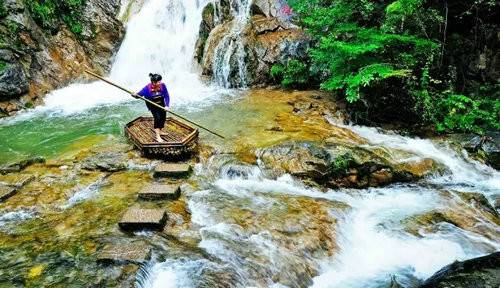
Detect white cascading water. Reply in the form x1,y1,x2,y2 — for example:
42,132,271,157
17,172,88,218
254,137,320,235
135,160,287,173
138,119,499,287
31,0,214,115
210,0,252,88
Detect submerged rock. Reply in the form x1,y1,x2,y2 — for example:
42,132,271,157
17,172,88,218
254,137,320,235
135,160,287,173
0,185,17,202
81,152,128,172
97,242,151,264
403,191,500,243
0,156,45,174
420,252,500,288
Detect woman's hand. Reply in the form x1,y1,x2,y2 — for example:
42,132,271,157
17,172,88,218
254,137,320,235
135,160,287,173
131,93,140,99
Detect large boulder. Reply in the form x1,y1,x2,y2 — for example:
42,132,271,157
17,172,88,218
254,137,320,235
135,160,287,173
256,141,442,188
420,252,500,288
449,132,500,170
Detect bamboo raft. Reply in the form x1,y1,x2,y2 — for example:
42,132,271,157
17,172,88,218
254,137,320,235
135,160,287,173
125,116,198,159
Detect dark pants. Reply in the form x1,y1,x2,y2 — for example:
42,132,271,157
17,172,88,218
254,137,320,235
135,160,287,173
147,102,166,129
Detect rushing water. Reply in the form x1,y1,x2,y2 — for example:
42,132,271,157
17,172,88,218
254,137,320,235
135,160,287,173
211,0,252,88
0,0,498,287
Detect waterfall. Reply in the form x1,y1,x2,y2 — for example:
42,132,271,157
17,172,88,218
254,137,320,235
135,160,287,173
30,0,215,116
210,0,252,88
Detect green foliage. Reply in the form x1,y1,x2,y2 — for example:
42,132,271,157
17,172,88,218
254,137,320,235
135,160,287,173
24,0,85,36
286,0,499,133
329,153,354,175
436,94,500,134
271,60,309,88
0,60,6,72
0,0,7,18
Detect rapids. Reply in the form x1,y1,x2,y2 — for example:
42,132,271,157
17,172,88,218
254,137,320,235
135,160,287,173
0,0,498,287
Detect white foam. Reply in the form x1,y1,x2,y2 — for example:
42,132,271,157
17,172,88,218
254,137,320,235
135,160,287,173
341,124,500,193
17,0,219,117
0,209,36,227
311,188,490,288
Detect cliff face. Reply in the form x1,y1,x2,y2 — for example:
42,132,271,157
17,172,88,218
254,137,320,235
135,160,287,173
195,0,310,88
0,0,125,116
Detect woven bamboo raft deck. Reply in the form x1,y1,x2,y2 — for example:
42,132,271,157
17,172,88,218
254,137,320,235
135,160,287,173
125,116,198,158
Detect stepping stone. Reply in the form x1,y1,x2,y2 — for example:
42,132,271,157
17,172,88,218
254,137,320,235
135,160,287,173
138,183,181,200
0,185,17,202
118,208,167,231
154,163,192,178
97,242,151,264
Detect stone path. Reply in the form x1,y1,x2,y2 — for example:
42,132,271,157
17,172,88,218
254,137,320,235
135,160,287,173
138,183,181,200
97,242,151,264
153,163,192,178
118,207,168,231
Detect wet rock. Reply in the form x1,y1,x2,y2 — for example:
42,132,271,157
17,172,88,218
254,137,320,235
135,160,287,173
0,185,17,202
82,152,128,172
153,163,192,178
0,174,35,188
393,158,440,179
252,16,283,34
420,252,500,288
257,141,441,188
97,242,151,264
0,156,45,174
138,183,181,200
456,191,498,217
481,132,500,169
200,14,309,87
292,101,313,113
194,2,217,63
450,132,500,169
118,208,168,231
403,191,499,242
256,142,331,181
0,63,29,99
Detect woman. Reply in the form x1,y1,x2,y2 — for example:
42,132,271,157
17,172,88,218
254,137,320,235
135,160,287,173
134,73,170,143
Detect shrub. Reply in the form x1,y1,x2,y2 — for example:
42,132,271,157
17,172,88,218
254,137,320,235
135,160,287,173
285,0,499,133
436,94,500,134
24,0,85,36
271,59,310,88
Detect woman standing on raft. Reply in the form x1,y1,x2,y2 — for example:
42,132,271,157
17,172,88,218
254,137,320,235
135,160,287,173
134,73,170,143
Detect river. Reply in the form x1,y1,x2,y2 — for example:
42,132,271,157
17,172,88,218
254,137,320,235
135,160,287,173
0,0,498,287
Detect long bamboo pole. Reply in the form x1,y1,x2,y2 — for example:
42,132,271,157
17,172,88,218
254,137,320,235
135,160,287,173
85,70,225,139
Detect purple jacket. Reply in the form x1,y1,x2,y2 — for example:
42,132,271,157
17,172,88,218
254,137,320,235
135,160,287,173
137,83,170,107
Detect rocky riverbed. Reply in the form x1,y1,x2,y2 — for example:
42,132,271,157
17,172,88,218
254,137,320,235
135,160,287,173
0,89,498,287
